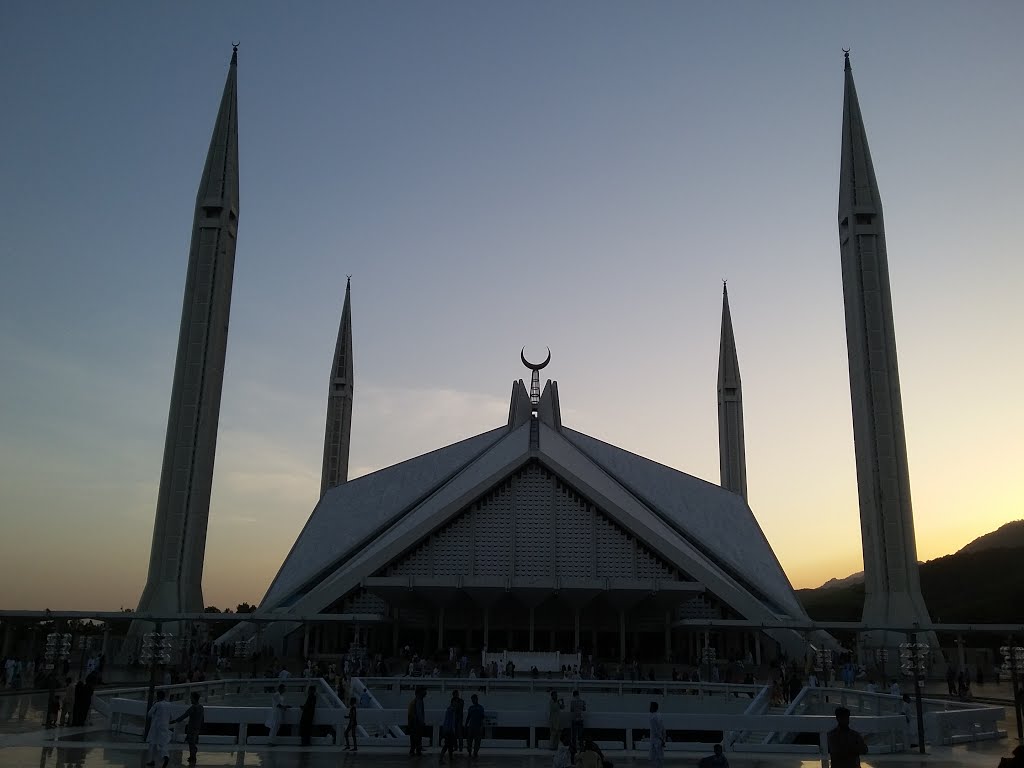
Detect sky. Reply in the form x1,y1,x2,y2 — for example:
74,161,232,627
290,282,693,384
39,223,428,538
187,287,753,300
1,2,1021,612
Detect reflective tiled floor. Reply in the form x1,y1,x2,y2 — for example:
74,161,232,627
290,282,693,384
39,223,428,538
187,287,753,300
1,689,1019,768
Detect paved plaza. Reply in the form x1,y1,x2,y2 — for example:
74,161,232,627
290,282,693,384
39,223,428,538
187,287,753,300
1,689,1021,768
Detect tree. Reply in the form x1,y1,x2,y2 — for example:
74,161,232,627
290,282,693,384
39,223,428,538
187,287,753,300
236,602,257,614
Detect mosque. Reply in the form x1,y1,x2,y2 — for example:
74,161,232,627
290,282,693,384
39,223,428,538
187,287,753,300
130,47,934,669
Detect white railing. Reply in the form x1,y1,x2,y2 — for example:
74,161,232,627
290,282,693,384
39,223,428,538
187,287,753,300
481,650,581,673
356,675,762,701
95,676,1005,753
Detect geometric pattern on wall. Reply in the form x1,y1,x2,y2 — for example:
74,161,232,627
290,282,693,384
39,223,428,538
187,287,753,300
384,460,678,581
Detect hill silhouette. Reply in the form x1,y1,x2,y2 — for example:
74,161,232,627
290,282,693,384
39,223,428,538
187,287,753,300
799,524,1024,624
956,519,1024,555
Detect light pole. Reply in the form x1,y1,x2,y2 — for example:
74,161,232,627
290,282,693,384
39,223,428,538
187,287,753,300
701,644,717,685
814,647,833,687
899,637,928,755
140,625,172,739
874,648,889,683
1000,643,1024,742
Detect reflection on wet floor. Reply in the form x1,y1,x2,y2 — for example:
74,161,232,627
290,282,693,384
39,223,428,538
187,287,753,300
0,742,1010,768
0,688,1019,768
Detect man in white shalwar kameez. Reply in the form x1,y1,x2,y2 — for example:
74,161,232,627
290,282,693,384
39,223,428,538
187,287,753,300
265,684,290,745
146,690,173,767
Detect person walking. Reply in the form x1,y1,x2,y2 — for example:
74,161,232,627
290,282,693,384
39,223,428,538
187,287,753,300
648,701,666,768
265,683,290,745
344,696,358,751
407,686,426,756
569,689,586,753
465,693,485,759
548,690,564,749
171,692,205,763
145,690,174,768
827,707,868,768
439,695,457,762
451,689,465,752
298,685,316,746
61,677,75,726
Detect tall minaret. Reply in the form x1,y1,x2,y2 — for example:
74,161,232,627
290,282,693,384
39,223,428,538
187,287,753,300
717,283,747,501
838,51,932,644
321,277,354,495
135,47,240,619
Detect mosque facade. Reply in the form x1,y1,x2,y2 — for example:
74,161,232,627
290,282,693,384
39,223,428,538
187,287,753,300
132,48,935,665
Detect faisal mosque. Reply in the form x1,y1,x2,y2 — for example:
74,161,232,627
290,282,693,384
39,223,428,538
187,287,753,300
127,48,934,666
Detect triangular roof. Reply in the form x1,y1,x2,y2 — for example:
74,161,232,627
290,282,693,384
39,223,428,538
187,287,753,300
251,385,807,633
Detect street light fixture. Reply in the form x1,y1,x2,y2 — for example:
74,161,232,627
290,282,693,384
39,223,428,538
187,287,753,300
701,644,717,684
1000,644,1024,742
140,627,173,739
899,639,928,754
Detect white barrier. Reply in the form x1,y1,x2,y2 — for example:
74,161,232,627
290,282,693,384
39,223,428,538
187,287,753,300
95,677,1007,754
481,650,581,674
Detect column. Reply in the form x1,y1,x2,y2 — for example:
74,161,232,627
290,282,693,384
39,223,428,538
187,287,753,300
392,609,400,654
573,608,581,652
437,606,445,650
957,634,966,671
755,633,761,666
529,607,535,651
483,607,490,649
664,611,672,662
619,611,626,661
303,623,310,660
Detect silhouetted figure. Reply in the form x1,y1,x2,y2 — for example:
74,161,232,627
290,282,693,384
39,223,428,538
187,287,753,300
998,744,1024,768
648,701,666,767
299,685,316,746
171,692,204,763
343,696,358,750
71,679,87,726
827,706,868,768
698,743,729,767
464,693,484,758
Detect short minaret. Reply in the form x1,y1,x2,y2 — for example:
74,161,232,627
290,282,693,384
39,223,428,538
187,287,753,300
717,283,747,501
135,47,240,618
321,277,354,495
838,52,932,643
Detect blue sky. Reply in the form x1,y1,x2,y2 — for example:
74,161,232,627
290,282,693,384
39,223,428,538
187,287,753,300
1,2,1021,610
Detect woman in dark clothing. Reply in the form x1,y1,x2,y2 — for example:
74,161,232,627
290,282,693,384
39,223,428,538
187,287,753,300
71,679,88,726
299,685,317,746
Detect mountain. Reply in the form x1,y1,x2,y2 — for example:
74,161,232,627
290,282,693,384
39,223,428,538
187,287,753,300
799,522,1024,624
956,519,1024,555
816,571,864,590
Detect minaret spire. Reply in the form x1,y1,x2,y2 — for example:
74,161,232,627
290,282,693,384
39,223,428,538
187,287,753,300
717,282,747,501
321,276,354,495
838,52,933,654
134,47,240,623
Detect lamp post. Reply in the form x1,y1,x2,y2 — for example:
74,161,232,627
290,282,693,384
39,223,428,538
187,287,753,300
899,637,928,754
814,647,833,687
874,648,889,681
1000,643,1024,741
140,624,172,739
701,644,717,685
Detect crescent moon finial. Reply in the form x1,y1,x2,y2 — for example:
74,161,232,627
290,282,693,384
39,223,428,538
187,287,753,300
521,346,551,371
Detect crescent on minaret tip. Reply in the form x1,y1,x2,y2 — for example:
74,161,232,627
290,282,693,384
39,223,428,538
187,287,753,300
521,346,551,371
